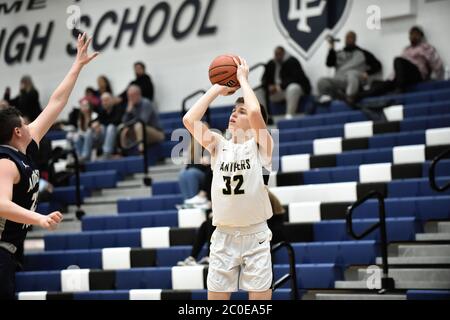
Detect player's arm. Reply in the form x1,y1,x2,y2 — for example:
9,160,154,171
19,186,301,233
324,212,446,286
234,57,273,160
0,159,62,230
28,32,99,144
182,84,236,154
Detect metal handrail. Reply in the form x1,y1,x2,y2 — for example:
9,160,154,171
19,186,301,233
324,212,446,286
271,241,299,300
429,147,450,192
117,119,152,186
49,149,85,220
181,90,209,123
346,190,395,293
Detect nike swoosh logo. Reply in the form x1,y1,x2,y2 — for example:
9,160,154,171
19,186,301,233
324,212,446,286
258,240,265,244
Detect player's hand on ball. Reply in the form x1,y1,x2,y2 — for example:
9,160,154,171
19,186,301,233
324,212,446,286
39,211,63,231
233,56,249,83
215,84,239,96
75,32,99,67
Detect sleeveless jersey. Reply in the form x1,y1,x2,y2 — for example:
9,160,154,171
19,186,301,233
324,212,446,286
211,137,273,227
0,141,40,257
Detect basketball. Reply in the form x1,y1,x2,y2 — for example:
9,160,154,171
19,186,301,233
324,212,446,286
208,54,240,87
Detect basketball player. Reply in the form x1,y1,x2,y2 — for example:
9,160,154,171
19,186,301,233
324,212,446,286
0,33,98,300
183,57,274,300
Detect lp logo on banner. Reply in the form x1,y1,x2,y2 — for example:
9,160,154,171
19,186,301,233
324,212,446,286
273,0,352,60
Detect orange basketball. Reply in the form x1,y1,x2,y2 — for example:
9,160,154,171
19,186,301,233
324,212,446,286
208,54,240,87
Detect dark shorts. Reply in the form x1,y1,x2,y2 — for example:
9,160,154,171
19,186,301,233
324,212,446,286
0,248,17,300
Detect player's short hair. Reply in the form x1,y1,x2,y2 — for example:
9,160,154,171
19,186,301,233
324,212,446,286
235,97,268,125
0,106,23,144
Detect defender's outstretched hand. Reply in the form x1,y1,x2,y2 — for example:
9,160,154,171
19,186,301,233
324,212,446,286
75,32,99,67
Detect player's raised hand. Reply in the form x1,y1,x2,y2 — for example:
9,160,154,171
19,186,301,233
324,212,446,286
75,32,99,67
233,56,249,83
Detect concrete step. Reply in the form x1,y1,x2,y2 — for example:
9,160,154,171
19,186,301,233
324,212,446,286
335,280,450,290
26,220,81,239
315,293,406,300
397,244,450,257
425,221,450,233
416,233,450,241
355,268,450,283
68,203,117,215
94,187,151,198
376,256,450,265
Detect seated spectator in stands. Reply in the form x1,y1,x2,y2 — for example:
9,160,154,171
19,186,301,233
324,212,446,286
179,132,211,202
358,26,444,99
97,75,113,95
68,98,98,161
259,46,311,120
267,190,286,246
120,85,164,154
83,87,101,109
317,31,382,105
119,61,155,105
81,92,124,160
3,76,41,122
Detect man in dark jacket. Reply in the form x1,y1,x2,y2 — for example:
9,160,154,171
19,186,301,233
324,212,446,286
260,46,311,119
120,61,155,104
317,31,382,104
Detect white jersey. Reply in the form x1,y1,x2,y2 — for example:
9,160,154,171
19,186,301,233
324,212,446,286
211,136,273,227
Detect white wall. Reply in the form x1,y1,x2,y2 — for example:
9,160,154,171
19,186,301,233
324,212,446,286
0,0,449,119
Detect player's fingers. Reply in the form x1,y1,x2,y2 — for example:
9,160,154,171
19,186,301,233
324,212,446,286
232,56,240,66
82,36,92,52
88,52,100,62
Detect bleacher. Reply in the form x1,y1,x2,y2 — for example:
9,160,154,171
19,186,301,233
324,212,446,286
18,81,450,300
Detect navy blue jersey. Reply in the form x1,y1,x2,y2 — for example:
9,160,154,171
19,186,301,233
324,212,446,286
0,141,40,258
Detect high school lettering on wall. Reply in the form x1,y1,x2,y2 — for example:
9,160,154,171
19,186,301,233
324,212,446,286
0,0,218,65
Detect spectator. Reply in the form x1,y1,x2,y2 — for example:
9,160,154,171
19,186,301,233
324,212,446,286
81,93,124,160
83,87,101,109
3,76,41,122
120,85,164,154
259,46,311,120
97,75,113,95
358,26,444,99
178,132,211,202
267,190,286,246
317,31,382,105
68,98,97,161
120,61,155,104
